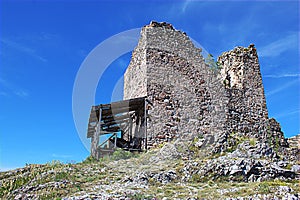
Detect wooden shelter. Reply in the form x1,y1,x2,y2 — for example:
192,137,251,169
87,97,148,159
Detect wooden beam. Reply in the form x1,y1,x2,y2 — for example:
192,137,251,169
91,108,102,159
101,104,143,116
102,113,131,122
101,120,128,127
87,97,147,144
144,98,147,151
102,126,121,132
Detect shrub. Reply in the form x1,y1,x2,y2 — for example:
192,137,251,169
258,182,270,193
249,138,256,146
82,156,98,164
205,54,222,74
111,148,134,161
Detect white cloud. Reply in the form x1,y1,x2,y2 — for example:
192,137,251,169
266,79,299,97
181,0,192,13
264,73,300,78
0,38,47,62
0,78,29,99
273,109,299,120
15,90,29,98
0,91,9,97
258,32,298,57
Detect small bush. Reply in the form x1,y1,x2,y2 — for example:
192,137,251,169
55,172,69,181
258,182,270,193
82,156,98,164
205,54,222,74
111,148,134,161
47,160,63,167
249,138,256,146
127,193,154,200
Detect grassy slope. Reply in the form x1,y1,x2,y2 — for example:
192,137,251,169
0,148,299,199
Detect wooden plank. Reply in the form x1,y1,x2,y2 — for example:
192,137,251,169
87,132,94,138
91,105,100,111
89,110,97,116
102,126,121,132
100,130,117,134
102,118,129,126
91,107,102,159
101,111,135,121
87,96,146,141
98,96,145,110
89,113,97,118
88,126,97,131
101,104,143,116
101,122,128,130
88,117,98,123
108,96,145,108
110,101,143,110
102,113,131,122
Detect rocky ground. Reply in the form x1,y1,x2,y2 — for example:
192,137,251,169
1,136,299,200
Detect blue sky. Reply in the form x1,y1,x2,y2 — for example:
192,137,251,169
0,0,299,171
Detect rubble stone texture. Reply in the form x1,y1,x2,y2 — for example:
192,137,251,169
124,21,287,151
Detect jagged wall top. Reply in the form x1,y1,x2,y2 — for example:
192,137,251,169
145,21,175,30
218,44,258,89
138,21,203,62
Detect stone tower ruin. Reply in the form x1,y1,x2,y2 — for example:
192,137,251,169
87,21,288,158
123,21,287,151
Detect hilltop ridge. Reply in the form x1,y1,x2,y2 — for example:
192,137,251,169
1,21,299,200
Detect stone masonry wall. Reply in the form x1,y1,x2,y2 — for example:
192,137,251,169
123,21,287,150
218,45,269,138
124,34,147,99
124,22,227,148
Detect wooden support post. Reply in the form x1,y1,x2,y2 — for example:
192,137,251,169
144,98,147,151
129,116,132,142
114,133,117,148
91,107,102,159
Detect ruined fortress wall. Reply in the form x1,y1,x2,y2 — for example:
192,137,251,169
218,46,269,139
123,36,147,99
146,48,208,145
123,22,286,150
124,24,227,147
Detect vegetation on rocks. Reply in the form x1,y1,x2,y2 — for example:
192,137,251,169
1,140,299,199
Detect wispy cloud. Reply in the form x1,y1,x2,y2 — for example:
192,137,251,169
273,109,299,120
0,78,30,99
15,90,29,98
258,32,298,57
0,91,9,97
181,0,192,13
265,73,300,78
0,38,47,62
266,79,299,97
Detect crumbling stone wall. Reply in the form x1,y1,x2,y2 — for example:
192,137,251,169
124,21,287,150
218,46,287,147
218,45,269,138
124,22,222,147
124,37,147,99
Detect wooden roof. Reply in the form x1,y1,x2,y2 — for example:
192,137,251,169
87,97,146,138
